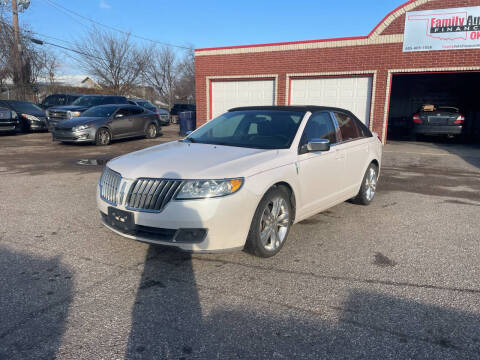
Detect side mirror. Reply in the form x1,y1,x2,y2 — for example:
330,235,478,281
306,139,330,152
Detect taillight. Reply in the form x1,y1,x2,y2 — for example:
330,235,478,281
453,115,465,125
412,114,422,124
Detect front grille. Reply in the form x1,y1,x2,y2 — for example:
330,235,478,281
126,178,183,212
100,167,122,205
48,111,67,119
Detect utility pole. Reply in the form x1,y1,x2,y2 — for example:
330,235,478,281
11,0,24,99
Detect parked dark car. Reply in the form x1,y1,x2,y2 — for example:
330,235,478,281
170,103,196,123
38,93,84,109
46,95,128,131
0,100,47,132
128,98,170,126
52,104,161,146
0,106,21,133
412,105,465,139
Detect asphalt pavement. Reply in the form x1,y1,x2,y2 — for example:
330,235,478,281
1,128,480,359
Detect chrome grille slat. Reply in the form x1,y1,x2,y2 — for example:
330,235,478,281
100,167,122,205
127,178,182,212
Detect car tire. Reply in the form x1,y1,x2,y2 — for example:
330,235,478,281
245,186,292,258
95,128,111,146
145,123,157,139
353,163,378,205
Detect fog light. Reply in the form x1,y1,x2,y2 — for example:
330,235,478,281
173,229,207,243
78,134,89,140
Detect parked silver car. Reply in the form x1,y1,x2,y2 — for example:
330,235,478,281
52,104,161,145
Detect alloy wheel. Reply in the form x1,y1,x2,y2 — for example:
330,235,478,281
98,129,110,145
147,124,157,138
365,167,377,201
259,196,290,251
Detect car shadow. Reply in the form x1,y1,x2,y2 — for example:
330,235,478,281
125,247,480,358
0,245,73,359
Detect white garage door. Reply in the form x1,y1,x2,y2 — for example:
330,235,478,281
211,79,275,119
290,77,373,125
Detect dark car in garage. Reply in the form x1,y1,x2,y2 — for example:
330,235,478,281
0,100,47,132
412,105,465,139
52,104,161,145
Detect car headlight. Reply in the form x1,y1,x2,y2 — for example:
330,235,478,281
176,178,243,199
21,113,40,122
67,111,81,119
73,123,94,132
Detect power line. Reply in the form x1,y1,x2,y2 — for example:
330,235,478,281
41,0,191,50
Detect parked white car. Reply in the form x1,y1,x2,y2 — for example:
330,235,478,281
97,106,382,257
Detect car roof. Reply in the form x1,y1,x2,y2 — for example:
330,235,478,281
228,105,353,113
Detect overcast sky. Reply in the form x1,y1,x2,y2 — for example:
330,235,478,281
17,0,406,73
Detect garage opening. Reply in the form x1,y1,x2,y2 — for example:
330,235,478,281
387,72,480,143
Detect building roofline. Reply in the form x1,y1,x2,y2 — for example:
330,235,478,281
195,0,421,53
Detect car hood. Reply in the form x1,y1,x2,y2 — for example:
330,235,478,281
20,109,46,118
49,105,88,112
108,141,289,179
56,117,105,128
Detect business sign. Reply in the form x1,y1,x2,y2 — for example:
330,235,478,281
403,6,480,52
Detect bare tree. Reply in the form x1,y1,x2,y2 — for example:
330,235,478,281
144,45,178,109
74,29,147,94
175,46,195,103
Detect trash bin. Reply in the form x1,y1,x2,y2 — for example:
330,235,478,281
179,110,196,136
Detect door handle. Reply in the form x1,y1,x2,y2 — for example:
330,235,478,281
335,150,345,160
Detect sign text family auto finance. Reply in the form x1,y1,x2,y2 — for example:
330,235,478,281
403,6,480,52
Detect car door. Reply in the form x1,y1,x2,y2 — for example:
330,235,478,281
110,108,132,138
296,111,346,217
128,106,149,135
333,112,371,195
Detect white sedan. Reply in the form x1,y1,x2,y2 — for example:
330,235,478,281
97,106,382,257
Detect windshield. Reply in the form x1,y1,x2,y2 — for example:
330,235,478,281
80,105,118,118
10,101,43,113
186,110,305,149
71,96,104,107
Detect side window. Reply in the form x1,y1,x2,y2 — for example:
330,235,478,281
115,108,131,118
354,118,372,138
334,112,360,141
299,112,336,147
130,107,144,115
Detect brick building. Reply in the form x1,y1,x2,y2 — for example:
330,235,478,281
194,0,480,143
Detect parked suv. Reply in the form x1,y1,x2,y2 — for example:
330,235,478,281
38,93,84,109
412,104,465,139
170,103,196,123
46,95,128,131
0,100,47,132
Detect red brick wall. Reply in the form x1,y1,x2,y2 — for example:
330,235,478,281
195,0,480,141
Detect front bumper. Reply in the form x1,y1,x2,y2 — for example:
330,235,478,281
413,125,462,135
29,120,48,130
97,184,259,252
52,128,96,143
